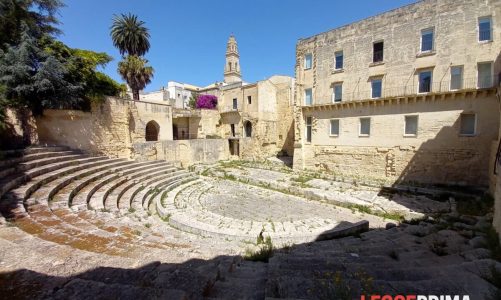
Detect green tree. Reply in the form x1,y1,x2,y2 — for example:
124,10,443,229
188,92,199,109
110,13,150,56
0,26,124,113
118,55,153,101
0,27,82,114
44,41,126,103
0,0,63,49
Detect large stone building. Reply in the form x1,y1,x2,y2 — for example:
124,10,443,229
293,0,501,188
168,35,295,158
124,35,295,159
217,35,295,158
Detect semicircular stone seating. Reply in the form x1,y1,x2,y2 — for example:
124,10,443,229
0,146,498,299
0,146,236,259
157,177,370,244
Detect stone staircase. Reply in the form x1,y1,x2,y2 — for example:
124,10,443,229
264,222,500,299
0,146,241,299
0,146,499,299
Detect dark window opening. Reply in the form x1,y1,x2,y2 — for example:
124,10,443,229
305,117,312,143
418,71,432,93
335,51,343,69
244,121,252,137
231,124,236,137
373,41,384,63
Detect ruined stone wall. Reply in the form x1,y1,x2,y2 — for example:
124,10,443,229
130,100,172,142
0,108,38,150
272,76,295,156
237,76,295,159
36,97,172,158
198,109,221,138
131,139,230,167
492,85,501,239
494,170,501,239
297,93,499,187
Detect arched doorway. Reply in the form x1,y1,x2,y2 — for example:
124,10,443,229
145,120,159,141
244,121,252,138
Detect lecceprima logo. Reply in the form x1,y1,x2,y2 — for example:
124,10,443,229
360,296,470,300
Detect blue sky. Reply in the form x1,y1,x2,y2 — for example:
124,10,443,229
58,0,416,91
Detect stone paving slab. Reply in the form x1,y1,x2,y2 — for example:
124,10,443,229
210,164,450,219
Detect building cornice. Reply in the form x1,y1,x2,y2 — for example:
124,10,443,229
301,88,497,112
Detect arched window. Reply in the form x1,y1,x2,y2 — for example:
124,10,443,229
244,121,252,138
228,62,232,71
235,62,238,70
145,120,159,141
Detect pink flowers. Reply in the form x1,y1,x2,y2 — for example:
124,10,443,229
196,94,218,109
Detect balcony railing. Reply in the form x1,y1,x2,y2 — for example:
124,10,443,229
219,105,239,113
304,76,498,106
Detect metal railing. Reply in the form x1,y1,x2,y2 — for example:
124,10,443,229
219,105,239,113
305,76,498,105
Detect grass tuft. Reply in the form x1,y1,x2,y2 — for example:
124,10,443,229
245,236,274,262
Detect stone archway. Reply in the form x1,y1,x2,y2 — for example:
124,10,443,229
145,120,159,141
244,121,252,138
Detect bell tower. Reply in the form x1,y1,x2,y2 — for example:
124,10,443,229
224,34,242,83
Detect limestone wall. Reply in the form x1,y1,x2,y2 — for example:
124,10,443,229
295,93,499,187
0,108,38,150
494,170,501,239
198,109,221,138
492,85,501,239
272,76,295,156
296,0,501,106
37,97,172,158
131,139,230,167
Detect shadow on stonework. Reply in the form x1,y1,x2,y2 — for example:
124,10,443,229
380,110,497,213
0,217,497,300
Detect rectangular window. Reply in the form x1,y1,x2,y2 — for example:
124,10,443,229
421,28,434,52
232,98,238,109
478,62,492,88
460,113,476,135
332,83,342,102
304,53,312,69
418,70,432,93
330,119,339,136
359,118,371,136
479,17,492,42
404,115,418,136
450,66,463,90
304,88,312,105
371,79,382,98
247,95,252,104
230,124,236,137
373,41,384,63
335,51,343,69
305,117,312,142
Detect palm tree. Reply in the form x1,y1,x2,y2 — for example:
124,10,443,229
110,13,150,56
118,55,154,100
